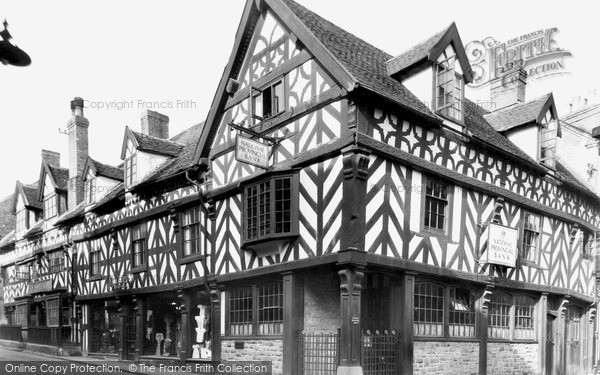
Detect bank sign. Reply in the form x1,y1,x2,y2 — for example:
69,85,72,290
486,223,519,268
466,27,572,87
235,135,271,169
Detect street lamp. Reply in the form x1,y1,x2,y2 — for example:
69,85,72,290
0,19,31,67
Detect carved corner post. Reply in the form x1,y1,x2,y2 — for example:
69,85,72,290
178,289,192,362
556,296,570,375
340,147,370,253
116,297,125,361
133,295,143,361
208,277,221,362
400,272,416,375
538,293,549,375
283,272,303,375
207,199,217,274
478,284,493,375
337,268,364,375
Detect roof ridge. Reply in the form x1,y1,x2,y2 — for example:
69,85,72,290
386,23,453,63
131,129,186,146
485,93,551,117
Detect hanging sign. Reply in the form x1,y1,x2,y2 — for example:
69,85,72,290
486,223,519,268
235,135,271,169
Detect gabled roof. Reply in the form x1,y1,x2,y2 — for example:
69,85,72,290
0,195,15,240
82,157,123,182
194,0,444,162
121,127,183,159
11,181,42,214
55,201,86,226
485,94,557,133
37,161,69,200
136,123,203,186
386,22,474,83
463,100,541,167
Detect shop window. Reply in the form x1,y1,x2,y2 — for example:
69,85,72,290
243,175,298,244
90,301,121,353
414,281,476,338
227,281,283,337
423,177,450,232
414,281,444,336
16,208,26,232
182,206,202,257
435,45,463,122
132,224,147,268
47,299,59,327
49,251,65,273
252,80,285,123
521,211,541,263
489,292,536,340
44,194,57,219
16,304,27,326
91,247,102,276
125,153,138,187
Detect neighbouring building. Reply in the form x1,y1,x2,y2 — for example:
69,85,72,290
0,1,599,374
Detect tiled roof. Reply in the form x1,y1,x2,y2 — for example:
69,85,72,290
282,0,434,119
463,100,540,166
560,104,600,134
0,230,15,250
131,130,184,157
138,123,203,185
21,183,42,210
48,164,69,190
92,183,125,212
91,158,123,181
0,195,15,240
23,220,43,238
55,201,86,226
555,161,595,196
386,25,450,77
485,94,550,132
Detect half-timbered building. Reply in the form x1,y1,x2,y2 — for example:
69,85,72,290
0,1,599,374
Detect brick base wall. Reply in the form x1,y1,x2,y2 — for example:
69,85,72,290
488,342,538,375
222,339,283,375
413,341,479,375
303,272,339,333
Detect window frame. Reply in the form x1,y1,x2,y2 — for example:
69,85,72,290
226,280,284,338
124,153,138,187
85,176,97,205
413,280,477,339
46,298,60,327
182,206,202,258
434,48,464,123
16,208,27,232
521,211,542,265
44,193,58,220
90,246,102,277
539,109,557,169
421,176,452,235
49,251,65,274
251,79,286,125
488,292,537,341
242,173,299,246
131,223,147,271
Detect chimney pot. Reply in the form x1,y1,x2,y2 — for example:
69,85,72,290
71,97,84,117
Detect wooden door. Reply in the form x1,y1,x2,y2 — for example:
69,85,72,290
566,307,582,374
546,314,555,375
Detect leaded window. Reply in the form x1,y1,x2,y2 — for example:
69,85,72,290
258,282,283,335
414,282,444,336
182,206,201,256
132,224,146,267
229,286,253,336
44,194,57,219
522,212,541,262
91,247,101,276
449,287,476,337
424,177,449,231
49,251,64,273
47,299,59,327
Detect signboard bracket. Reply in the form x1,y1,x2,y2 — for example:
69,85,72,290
229,121,297,169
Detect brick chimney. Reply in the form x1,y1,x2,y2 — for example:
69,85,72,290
490,62,528,111
67,97,89,209
41,149,60,167
141,110,169,139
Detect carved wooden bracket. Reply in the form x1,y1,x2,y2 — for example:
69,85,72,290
558,296,570,317
208,276,221,307
492,197,504,224
570,224,579,245
481,284,494,311
589,307,597,323
342,149,370,181
207,199,217,221
177,289,187,314
338,268,364,296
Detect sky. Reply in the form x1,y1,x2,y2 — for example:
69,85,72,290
1,0,598,200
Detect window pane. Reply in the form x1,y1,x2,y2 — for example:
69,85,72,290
229,287,253,336
414,282,444,336
514,296,535,340
489,293,511,339
258,282,283,335
449,287,475,337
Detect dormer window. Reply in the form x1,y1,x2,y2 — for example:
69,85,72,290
539,109,557,169
44,193,57,219
85,176,97,205
435,45,463,122
125,153,138,187
16,208,26,232
252,80,285,124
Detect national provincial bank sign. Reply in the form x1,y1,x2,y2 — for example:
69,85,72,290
235,135,271,169
486,223,519,268
466,27,572,87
